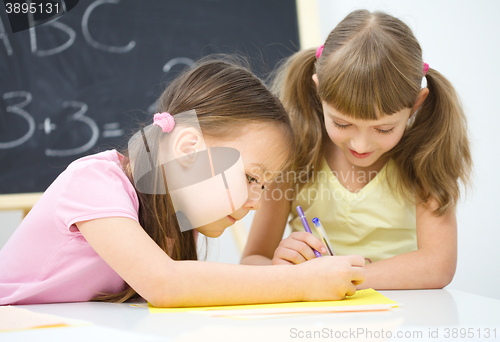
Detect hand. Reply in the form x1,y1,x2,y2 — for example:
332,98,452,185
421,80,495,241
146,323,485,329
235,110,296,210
272,232,327,265
298,255,367,301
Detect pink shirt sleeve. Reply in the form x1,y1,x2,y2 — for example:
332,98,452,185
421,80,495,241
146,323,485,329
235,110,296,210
0,151,138,304
55,152,140,235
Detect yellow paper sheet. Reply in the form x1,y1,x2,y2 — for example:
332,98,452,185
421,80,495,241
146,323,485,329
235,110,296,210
148,288,398,314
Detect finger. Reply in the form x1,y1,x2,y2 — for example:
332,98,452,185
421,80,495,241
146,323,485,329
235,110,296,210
286,246,317,264
345,282,357,297
280,238,318,261
344,254,366,267
275,246,308,264
291,232,327,255
350,267,367,285
302,234,328,256
272,257,294,266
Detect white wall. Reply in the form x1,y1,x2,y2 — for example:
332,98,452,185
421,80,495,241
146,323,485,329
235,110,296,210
316,0,500,299
0,211,22,250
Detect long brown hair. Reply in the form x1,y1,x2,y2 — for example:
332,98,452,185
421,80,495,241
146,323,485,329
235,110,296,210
272,9,471,216
94,56,294,302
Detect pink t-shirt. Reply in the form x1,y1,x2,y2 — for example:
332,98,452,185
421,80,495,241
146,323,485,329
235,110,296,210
0,150,140,305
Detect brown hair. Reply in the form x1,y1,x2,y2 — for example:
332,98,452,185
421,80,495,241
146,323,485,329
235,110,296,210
272,9,471,216
94,56,294,302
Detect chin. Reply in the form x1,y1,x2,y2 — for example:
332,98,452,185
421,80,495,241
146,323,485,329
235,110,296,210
196,221,229,238
347,156,374,168
200,230,225,238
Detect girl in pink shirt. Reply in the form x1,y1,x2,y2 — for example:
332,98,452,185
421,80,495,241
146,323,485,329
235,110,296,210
0,57,366,307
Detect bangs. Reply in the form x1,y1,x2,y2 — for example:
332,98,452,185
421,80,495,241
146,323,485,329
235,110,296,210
317,29,421,120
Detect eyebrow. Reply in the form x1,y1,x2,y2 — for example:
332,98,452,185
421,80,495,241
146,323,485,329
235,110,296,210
249,163,275,182
327,113,398,126
249,163,268,174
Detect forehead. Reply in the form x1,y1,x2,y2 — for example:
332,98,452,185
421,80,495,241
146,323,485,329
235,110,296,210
208,123,289,174
324,102,410,124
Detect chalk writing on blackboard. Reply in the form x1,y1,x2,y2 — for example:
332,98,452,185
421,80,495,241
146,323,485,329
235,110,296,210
2,0,137,57
102,122,123,138
0,16,13,55
30,19,76,56
1,56,195,157
82,0,136,53
45,101,99,157
148,57,195,114
0,91,35,149
0,0,300,194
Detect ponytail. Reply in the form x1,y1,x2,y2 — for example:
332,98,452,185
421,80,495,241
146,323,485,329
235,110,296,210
271,48,325,187
390,68,472,215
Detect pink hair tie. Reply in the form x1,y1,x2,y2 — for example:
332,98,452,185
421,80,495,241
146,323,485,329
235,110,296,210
153,112,175,133
423,62,430,75
316,44,324,59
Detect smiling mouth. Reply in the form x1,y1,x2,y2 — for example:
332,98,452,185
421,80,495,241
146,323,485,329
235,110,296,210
349,149,374,159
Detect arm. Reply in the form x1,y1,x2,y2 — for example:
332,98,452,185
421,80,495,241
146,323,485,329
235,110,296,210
357,198,457,290
76,217,366,307
240,180,291,265
240,183,332,265
241,180,329,266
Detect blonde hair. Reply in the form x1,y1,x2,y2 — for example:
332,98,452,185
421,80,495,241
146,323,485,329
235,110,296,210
272,9,471,216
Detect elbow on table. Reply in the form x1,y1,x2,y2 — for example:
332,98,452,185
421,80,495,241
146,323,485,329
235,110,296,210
148,295,181,309
431,270,455,289
146,286,189,309
424,261,457,289
140,263,187,308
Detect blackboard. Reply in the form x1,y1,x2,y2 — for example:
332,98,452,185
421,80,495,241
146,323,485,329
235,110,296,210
0,0,300,194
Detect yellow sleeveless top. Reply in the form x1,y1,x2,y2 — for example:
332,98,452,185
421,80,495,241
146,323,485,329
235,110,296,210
289,158,416,263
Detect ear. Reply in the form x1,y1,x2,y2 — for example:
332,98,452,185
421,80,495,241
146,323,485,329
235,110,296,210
171,127,206,168
312,74,319,89
411,87,430,116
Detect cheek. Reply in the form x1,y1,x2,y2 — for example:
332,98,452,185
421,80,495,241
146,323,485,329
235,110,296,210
325,125,347,144
378,130,405,150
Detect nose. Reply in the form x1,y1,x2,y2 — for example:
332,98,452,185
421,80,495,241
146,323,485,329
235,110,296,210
242,185,262,211
350,134,370,154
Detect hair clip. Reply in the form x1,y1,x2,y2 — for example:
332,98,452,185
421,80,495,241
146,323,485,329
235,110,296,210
423,62,430,75
316,44,324,59
153,112,175,133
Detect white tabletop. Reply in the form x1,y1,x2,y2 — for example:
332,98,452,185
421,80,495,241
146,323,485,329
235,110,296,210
3,289,500,341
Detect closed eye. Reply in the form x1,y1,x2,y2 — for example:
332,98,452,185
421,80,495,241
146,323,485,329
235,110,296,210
246,174,259,183
333,121,350,129
246,174,267,191
376,127,395,134
334,120,395,135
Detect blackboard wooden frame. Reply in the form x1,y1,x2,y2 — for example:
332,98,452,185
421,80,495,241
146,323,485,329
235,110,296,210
0,0,321,213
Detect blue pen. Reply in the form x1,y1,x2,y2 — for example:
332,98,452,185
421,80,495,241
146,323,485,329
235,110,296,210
312,218,336,256
296,206,322,258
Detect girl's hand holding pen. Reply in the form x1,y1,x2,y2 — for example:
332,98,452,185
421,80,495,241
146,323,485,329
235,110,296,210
272,232,327,265
297,255,367,300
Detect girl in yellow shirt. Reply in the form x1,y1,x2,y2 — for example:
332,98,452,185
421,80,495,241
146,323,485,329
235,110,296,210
241,10,472,290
